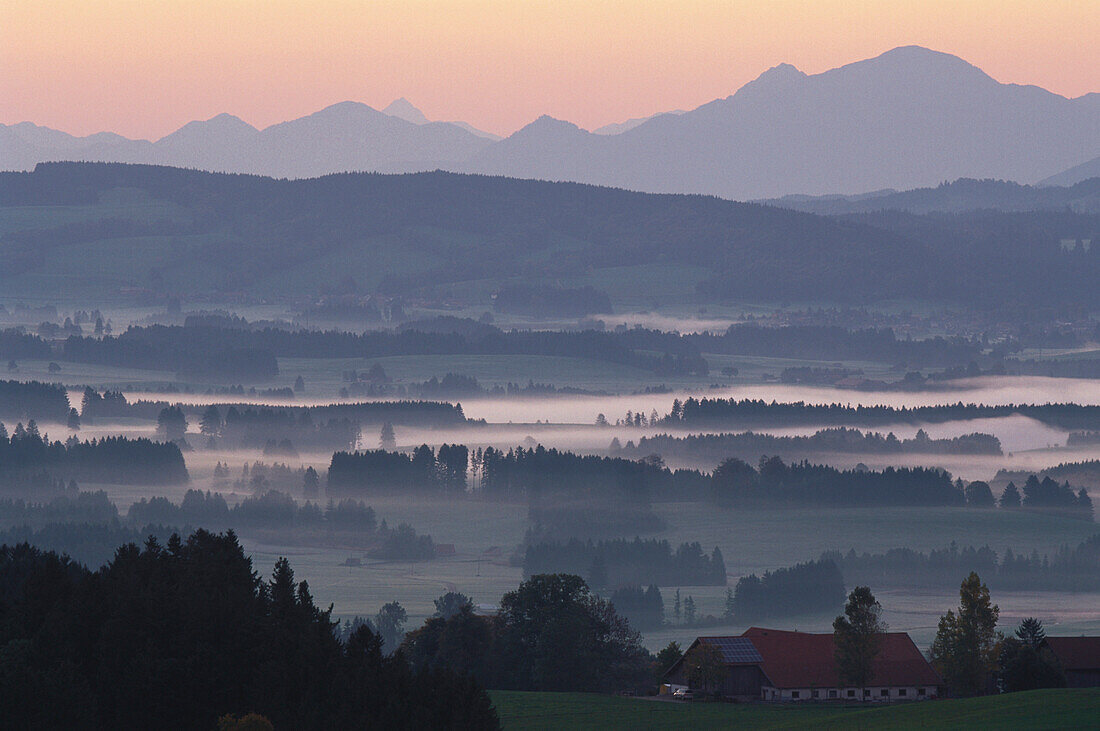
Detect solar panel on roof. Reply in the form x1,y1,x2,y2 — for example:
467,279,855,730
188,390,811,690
701,637,763,664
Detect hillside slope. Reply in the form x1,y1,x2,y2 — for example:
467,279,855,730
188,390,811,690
1,163,1097,307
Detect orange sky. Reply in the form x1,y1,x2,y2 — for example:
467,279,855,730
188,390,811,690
2,0,1097,139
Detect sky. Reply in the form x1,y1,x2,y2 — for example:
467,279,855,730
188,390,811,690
2,0,1097,140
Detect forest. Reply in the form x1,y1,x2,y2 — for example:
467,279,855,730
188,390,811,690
666,397,1100,431
824,534,1100,592
330,443,1009,509
694,324,980,366
0,532,498,729
3,162,1099,306
624,427,1003,463
327,445,471,496
0,425,189,489
0,380,71,422
75,387,469,430
729,559,847,621
59,323,709,378
522,537,727,588
710,456,965,507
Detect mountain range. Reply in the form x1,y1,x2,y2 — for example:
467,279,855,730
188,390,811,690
3,46,1098,198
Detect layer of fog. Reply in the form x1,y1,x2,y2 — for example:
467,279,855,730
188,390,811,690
108,375,1100,426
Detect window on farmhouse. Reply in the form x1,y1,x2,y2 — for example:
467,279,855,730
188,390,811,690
880,689,889,697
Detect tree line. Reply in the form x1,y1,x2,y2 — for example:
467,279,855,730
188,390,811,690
0,423,189,489
0,490,119,528
664,397,1100,431
624,427,1002,463
127,489,435,558
0,379,71,422
196,404,361,452
347,371,599,400
78,386,468,431
330,442,1032,511
0,532,498,728
522,537,727,589
824,534,1100,593
60,323,708,378
64,326,279,380
997,475,1094,521
328,445,470,496
712,456,964,507
729,559,847,622
694,324,980,368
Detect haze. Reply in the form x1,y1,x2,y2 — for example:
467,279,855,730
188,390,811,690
2,0,1097,140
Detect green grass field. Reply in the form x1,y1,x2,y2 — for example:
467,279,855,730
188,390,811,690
489,689,1100,730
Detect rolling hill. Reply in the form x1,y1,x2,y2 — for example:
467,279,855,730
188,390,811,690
1,162,1097,308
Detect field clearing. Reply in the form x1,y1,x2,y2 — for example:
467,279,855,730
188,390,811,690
229,497,1100,649
489,689,1100,730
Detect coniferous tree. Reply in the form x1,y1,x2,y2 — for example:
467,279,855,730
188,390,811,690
379,422,396,451
302,466,320,497
1000,482,1022,508
200,405,222,437
157,406,188,441
998,618,1065,693
1078,488,1094,521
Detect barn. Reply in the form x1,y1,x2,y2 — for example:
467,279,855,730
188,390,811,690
1043,636,1100,688
663,637,769,700
664,627,942,702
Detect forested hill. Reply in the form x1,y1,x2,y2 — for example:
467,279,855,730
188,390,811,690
765,177,1100,215
2,162,1098,306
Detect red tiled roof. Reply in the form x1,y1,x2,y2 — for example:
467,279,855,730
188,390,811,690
741,627,941,688
1044,637,1100,671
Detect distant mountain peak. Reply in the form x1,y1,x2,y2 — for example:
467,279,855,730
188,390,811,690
530,115,581,130
311,101,382,119
156,113,258,146
756,62,805,81
593,109,688,135
383,98,430,125
206,112,255,128
839,45,994,82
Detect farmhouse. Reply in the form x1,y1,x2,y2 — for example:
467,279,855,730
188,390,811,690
1042,636,1100,688
664,627,941,702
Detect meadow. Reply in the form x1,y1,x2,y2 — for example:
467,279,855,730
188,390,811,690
227,496,1100,651
489,689,1100,730
3,346,1099,661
